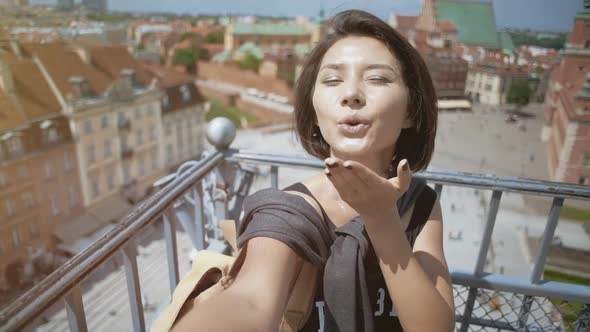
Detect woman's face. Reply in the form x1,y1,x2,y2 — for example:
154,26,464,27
312,36,411,159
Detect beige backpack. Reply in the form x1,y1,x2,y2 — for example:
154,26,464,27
150,192,321,332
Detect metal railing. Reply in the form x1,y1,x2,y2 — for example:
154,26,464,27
1,117,589,332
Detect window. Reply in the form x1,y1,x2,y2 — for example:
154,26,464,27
138,156,145,177
18,166,28,178
161,95,169,108
149,124,157,141
579,65,586,72
64,151,73,171
136,129,143,145
44,160,54,178
165,123,172,136
101,115,109,129
68,186,77,208
87,144,96,164
123,165,131,185
151,152,158,171
50,195,60,215
23,192,34,208
107,171,115,190
166,144,174,164
147,104,155,115
583,152,590,167
12,229,21,247
0,172,6,187
29,223,39,238
91,179,100,198
104,139,112,158
5,199,15,217
579,176,587,185
135,107,142,120
180,85,191,101
84,119,93,134
7,137,23,155
47,128,59,143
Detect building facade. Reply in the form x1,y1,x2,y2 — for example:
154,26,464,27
464,56,530,105
543,4,590,185
0,53,84,289
224,23,312,52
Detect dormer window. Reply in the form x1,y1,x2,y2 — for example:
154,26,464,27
68,76,92,98
41,120,59,143
161,94,170,108
180,85,191,102
2,132,23,155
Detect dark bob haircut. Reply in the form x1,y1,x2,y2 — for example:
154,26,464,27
293,9,438,174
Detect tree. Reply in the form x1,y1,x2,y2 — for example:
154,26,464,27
171,47,209,73
507,79,531,108
236,52,261,71
205,31,224,44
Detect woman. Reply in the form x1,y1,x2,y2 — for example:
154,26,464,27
174,9,455,332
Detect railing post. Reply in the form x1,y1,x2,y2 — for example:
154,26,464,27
271,165,279,189
530,197,564,283
122,239,146,332
192,183,206,250
64,285,88,332
459,189,503,332
163,208,180,296
516,197,564,329
214,189,227,240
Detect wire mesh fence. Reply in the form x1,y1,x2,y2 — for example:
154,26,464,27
453,285,590,332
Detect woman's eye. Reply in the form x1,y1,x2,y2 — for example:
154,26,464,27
367,76,390,83
322,78,342,85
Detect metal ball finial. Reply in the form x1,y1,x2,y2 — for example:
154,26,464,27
206,117,236,151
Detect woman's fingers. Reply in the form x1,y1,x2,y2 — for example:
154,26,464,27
389,159,412,194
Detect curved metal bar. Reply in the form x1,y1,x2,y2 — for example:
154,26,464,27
0,152,224,332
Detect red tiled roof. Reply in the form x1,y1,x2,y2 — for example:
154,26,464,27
438,20,458,32
142,62,194,87
19,41,112,97
0,54,61,130
87,45,154,86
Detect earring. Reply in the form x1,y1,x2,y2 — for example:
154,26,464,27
312,126,320,138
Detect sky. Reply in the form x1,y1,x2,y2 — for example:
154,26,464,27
30,0,585,33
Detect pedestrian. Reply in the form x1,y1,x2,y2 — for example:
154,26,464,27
170,10,454,332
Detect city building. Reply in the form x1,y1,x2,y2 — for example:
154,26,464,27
0,53,84,289
57,0,74,10
143,64,209,170
543,4,590,185
464,55,530,105
224,23,312,52
81,0,106,13
415,0,513,52
2,41,170,241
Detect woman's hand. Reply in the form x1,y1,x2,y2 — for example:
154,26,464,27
324,157,413,222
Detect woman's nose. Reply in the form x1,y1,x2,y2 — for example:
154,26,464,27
340,85,366,108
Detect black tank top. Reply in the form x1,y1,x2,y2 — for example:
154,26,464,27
283,181,437,332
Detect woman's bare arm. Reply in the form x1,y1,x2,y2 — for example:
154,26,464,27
171,237,303,332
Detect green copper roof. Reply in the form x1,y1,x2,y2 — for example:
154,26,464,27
435,0,501,49
498,31,514,52
235,42,264,60
231,23,308,36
